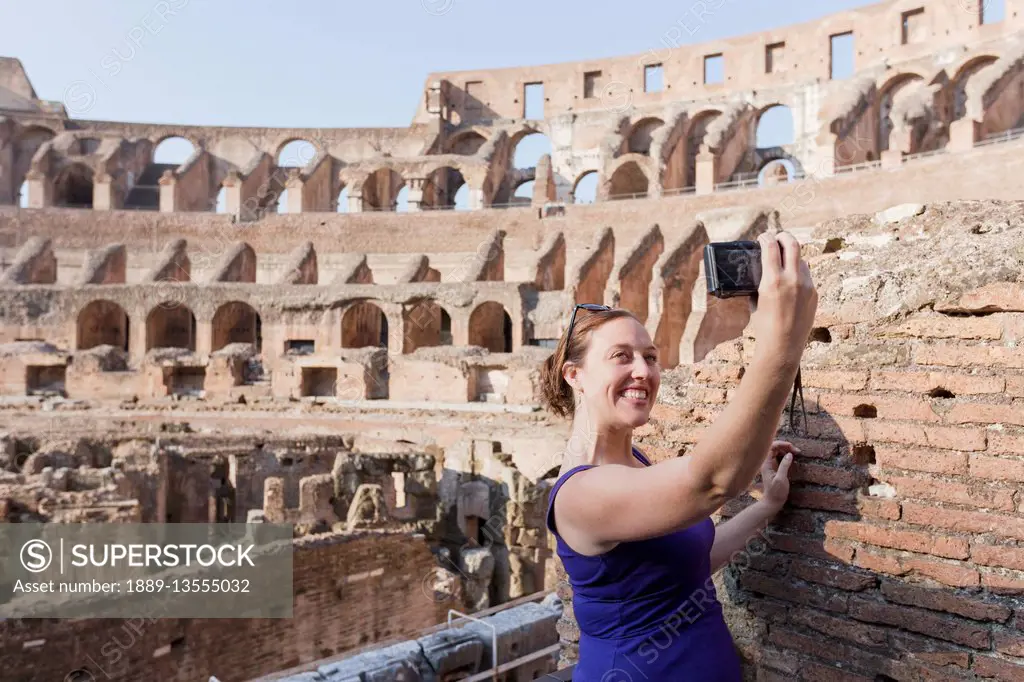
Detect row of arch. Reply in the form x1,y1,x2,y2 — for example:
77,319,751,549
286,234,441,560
76,299,515,356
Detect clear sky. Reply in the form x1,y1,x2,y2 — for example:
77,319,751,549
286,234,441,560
3,0,880,129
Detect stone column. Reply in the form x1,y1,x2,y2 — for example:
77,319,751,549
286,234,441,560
286,171,303,214
695,145,717,195
158,170,177,212
222,171,242,219
25,170,49,208
93,173,115,210
949,118,979,152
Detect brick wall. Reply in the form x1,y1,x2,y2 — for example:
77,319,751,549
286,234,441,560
1,532,448,682
604,285,1024,679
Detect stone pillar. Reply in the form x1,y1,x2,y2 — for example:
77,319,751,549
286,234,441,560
881,149,903,170
347,188,364,213
555,560,579,668
222,171,242,219
286,171,303,214
25,170,49,208
195,319,213,356
949,118,979,152
158,170,177,212
695,146,717,195
263,477,285,523
93,173,115,210
406,177,424,212
129,314,148,361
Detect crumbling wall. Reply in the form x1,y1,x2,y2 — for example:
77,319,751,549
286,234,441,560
554,200,1024,679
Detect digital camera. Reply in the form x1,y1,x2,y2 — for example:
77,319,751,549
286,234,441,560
703,240,763,298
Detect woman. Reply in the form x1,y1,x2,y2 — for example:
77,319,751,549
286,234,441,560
542,231,818,680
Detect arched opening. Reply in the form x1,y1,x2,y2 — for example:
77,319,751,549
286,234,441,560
274,140,317,215
513,180,535,205
572,171,599,204
336,186,350,213
403,301,451,352
276,139,317,169
421,167,466,210
362,169,405,211
512,131,552,170
624,118,665,155
18,180,29,208
77,138,102,156
952,56,999,122
77,300,129,352
11,127,55,206
453,184,471,211
215,186,228,213
53,164,94,208
608,161,649,199
211,301,262,352
878,74,924,153
342,301,388,349
447,131,487,155
756,105,795,148
146,304,197,351
469,302,512,353
153,137,196,165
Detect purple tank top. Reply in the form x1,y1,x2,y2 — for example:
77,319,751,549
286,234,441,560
546,447,742,681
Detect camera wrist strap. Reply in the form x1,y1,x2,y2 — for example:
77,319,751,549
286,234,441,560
789,366,806,436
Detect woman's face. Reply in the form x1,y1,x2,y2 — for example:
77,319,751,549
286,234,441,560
573,317,661,429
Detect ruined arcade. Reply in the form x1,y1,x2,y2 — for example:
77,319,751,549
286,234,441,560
2,0,1024,680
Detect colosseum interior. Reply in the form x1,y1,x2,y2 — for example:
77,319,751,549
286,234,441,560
3,0,1024,680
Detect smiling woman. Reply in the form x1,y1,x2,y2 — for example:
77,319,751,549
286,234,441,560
538,231,817,680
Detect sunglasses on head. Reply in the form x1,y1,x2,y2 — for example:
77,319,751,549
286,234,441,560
565,303,613,348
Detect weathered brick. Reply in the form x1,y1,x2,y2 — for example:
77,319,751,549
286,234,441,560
994,628,1024,657
870,370,1005,395
948,283,1024,313
973,544,1024,572
802,369,870,390
786,437,841,459
740,571,848,612
854,546,910,576
769,533,855,563
880,580,1011,622
816,392,943,422
687,386,728,403
913,344,1024,369
826,520,970,559
887,473,1016,511
946,403,1024,427
981,569,1024,595
692,363,744,386
773,508,819,534
797,663,875,682
865,423,987,451
903,501,1024,541
788,607,889,647
989,432,1024,455
1006,375,1024,398
857,496,902,521
767,627,898,677
873,445,969,474
789,488,859,514
848,596,991,648
901,555,981,588
790,557,877,591
879,314,1004,340
973,654,1024,679
890,631,972,670
969,453,1024,484
790,461,865,489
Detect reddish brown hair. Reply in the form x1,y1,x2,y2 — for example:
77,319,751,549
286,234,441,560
540,307,642,419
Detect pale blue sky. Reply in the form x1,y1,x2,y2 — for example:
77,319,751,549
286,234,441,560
3,0,879,129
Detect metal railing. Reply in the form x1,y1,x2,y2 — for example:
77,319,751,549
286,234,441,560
975,124,1024,147
834,158,882,174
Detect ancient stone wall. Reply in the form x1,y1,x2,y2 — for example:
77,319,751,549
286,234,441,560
1,533,446,682
552,201,1024,679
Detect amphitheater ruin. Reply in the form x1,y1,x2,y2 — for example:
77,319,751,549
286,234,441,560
2,0,1024,679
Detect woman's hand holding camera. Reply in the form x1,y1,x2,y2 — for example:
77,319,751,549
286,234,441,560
752,230,819,365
